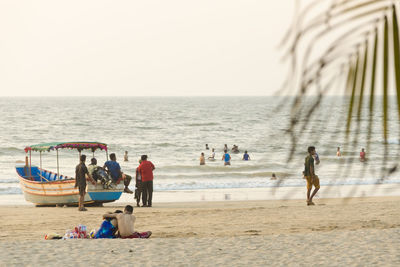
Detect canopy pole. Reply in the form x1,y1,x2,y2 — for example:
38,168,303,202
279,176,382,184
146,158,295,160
106,150,109,161
92,151,95,158
56,149,60,175
29,150,32,178
40,151,42,169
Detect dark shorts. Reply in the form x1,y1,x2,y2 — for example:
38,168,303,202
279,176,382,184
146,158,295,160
78,184,86,196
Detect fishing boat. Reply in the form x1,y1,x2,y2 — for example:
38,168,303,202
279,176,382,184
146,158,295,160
16,142,124,206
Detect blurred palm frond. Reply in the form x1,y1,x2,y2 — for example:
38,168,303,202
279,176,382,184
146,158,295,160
281,0,400,180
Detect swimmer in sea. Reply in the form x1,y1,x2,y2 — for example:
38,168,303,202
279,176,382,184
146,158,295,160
205,144,209,150
271,173,277,180
360,148,366,162
200,153,205,165
231,145,240,154
242,151,250,161
124,151,129,162
222,150,231,166
224,144,228,151
336,147,341,157
208,148,215,160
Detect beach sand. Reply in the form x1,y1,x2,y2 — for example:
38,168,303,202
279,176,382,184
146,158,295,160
0,197,399,266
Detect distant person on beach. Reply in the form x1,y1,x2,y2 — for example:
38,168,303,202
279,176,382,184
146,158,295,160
124,151,129,162
75,154,95,211
242,151,250,161
360,148,366,162
200,153,205,165
104,153,133,194
205,144,209,150
222,150,231,166
208,148,216,160
138,155,155,207
134,160,143,207
337,147,341,157
224,144,228,151
102,205,152,238
304,146,320,206
271,173,277,180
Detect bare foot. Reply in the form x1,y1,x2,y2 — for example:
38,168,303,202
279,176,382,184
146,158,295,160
307,201,315,206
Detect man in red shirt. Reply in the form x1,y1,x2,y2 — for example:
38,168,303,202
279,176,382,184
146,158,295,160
138,155,155,207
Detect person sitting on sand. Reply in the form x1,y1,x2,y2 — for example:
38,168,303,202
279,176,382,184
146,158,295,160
200,152,205,165
304,146,320,206
94,210,123,238
104,153,133,194
336,147,341,157
360,148,366,162
102,205,152,239
208,148,216,160
242,151,250,161
222,150,231,166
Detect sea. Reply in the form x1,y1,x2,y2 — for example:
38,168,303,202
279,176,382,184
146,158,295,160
1,96,400,199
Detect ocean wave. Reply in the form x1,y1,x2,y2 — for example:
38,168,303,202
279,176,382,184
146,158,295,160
0,187,22,195
153,178,400,191
136,126,163,130
156,171,287,180
184,122,220,127
159,164,271,173
0,146,23,155
0,179,18,184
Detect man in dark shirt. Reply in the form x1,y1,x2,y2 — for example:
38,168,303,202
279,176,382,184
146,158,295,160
75,154,95,211
304,146,320,206
138,155,155,207
104,153,133,194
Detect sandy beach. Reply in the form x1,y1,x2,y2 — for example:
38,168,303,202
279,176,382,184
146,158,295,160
1,196,399,266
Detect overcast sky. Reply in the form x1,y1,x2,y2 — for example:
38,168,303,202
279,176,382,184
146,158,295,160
0,1,292,96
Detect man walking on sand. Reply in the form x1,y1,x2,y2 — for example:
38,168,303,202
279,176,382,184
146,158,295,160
75,154,95,211
138,155,155,207
304,146,320,206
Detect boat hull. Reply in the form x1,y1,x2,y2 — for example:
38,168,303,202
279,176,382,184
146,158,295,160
17,165,123,206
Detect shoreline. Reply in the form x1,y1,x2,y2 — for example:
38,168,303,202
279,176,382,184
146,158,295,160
1,183,399,206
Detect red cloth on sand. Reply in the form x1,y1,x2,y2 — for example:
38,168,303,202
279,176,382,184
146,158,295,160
121,231,152,239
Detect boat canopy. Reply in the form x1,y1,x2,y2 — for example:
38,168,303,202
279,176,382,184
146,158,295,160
24,142,108,153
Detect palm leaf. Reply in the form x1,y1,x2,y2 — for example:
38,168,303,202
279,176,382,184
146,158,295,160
281,1,400,180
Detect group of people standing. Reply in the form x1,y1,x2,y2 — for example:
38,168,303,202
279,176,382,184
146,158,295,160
74,153,155,211
200,144,251,166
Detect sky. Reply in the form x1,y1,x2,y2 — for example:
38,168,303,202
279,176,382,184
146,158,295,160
0,1,293,96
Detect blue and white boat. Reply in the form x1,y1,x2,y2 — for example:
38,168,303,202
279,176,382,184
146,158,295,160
16,142,123,206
